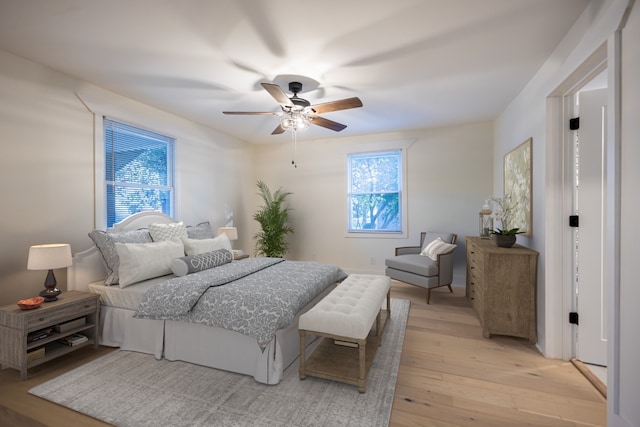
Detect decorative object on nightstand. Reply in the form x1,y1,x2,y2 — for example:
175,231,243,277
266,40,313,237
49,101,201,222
478,199,493,239
27,243,72,302
16,296,44,310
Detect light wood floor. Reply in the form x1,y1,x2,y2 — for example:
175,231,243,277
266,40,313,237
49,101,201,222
389,282,605,427
0,282,605,427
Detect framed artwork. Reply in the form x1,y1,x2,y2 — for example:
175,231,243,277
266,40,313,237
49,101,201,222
503,138,532,236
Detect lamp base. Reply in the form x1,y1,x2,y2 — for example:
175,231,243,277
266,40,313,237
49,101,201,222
39,287,61,302
40,269,61,302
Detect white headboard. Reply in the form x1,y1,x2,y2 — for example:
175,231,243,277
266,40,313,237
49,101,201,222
68,211,177,291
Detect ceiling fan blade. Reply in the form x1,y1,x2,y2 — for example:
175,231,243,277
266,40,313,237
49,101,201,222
222,111,277,115
310,97,362,114
261,83,293,107
271,124,286,135
309,115,347,132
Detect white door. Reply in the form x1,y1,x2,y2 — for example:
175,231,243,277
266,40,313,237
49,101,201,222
573,88,608,366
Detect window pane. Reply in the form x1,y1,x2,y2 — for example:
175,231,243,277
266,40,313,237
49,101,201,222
348,150,402,233
104,119,174,228
350,151,400,194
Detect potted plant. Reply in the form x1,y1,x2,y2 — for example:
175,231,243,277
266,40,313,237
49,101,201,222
489,195,524,247
253,180,294,257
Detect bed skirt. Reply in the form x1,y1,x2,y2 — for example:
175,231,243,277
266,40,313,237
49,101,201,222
98,306,164,359
97,284,334,384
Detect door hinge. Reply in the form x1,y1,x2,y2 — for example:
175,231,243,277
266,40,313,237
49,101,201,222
569,215,579,227
570,117,580,130
569,312,579,325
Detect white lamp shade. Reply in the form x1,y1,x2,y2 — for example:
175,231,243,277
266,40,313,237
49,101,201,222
27,244,72,270
216,227,238,241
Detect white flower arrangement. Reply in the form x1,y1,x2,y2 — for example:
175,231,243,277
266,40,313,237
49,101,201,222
488,194,523,236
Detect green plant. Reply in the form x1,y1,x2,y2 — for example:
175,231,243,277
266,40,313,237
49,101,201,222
253,180,294,257
490,227,525,236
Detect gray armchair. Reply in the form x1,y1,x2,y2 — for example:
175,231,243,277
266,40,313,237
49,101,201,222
385,231,457,304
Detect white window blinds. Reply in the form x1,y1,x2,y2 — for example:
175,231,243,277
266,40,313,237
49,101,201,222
104,118,175,228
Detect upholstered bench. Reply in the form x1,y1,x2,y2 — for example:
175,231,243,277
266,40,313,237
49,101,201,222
298,274,391,393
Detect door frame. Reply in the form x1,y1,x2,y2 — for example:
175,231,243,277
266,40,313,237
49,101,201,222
545,43,607,361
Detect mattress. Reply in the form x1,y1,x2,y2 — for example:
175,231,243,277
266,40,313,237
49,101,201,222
88,274,174,310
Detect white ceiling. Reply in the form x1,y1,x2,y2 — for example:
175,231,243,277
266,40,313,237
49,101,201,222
0,0,590,144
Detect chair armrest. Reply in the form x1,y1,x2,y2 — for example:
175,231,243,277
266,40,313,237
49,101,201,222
436,250,455,286
395,245,421,256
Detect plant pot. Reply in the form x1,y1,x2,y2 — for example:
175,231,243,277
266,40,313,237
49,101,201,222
493,234,516,248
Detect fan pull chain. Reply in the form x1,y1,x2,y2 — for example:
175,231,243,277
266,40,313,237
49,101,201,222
291,129,298,168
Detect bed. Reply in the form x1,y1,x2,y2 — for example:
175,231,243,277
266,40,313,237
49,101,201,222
68,212,346,384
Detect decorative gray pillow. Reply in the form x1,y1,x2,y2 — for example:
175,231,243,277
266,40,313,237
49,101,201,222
186,221,215,239
170,249,233,277
88,228,152,285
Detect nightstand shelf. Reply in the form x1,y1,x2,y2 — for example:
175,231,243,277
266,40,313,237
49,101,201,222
0,290,100,379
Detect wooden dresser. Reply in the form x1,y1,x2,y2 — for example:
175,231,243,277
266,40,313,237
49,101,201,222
465,236,538,344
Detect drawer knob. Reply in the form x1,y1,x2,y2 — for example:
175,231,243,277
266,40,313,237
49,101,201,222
38,317,45,322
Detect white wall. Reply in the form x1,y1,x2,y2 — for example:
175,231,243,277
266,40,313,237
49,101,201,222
251,121,494,284
0,49,253,306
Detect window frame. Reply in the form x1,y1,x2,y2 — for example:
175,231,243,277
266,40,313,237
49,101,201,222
344,140,412,239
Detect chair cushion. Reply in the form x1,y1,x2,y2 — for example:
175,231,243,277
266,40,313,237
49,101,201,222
384,254,439,277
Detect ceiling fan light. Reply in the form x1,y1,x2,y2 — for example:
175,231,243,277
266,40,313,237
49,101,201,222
280,111,309,131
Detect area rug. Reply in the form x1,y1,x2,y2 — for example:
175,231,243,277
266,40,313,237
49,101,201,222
30,298,409,427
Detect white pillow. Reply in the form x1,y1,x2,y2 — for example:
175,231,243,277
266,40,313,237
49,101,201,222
420,238,443,257
148,221,188,242
182,233,232,256
420,237,457,261
115,238,184,287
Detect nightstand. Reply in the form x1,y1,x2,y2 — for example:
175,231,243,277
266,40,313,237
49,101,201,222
0,290,100,380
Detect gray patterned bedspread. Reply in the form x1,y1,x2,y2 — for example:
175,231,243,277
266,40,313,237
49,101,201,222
134,258,347,348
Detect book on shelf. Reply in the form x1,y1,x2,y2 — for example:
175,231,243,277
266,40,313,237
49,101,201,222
27,327,54,343
58,333,89,346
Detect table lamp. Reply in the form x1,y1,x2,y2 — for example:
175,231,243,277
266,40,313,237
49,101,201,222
27,243,72,302
216,227,238,243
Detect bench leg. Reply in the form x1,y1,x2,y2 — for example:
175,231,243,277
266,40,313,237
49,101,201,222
299,332,307,380
358,338,366,393
386,289,391,317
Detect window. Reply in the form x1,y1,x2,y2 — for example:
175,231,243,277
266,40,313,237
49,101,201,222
347,150,402,233
104,118,175,228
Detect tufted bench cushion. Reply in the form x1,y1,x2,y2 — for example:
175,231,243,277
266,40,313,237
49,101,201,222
298,274,391,339
298,274,391,392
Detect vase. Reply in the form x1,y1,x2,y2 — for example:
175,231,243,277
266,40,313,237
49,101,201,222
493,234,516,248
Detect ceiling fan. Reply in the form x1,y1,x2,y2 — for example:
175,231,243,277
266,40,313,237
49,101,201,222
223,81,363,135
